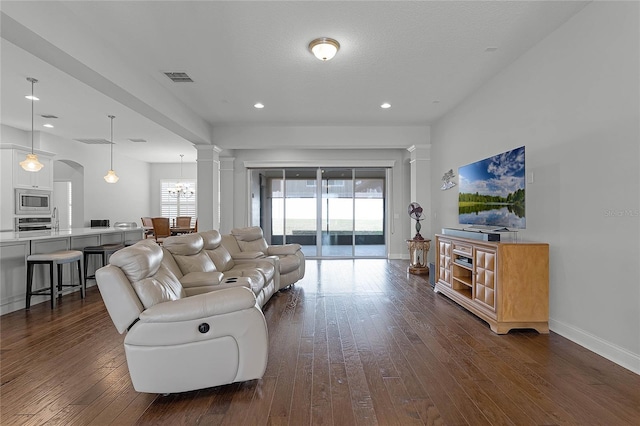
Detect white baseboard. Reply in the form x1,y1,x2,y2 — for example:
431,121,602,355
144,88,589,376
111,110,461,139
388,252,409,260
550,318,640,375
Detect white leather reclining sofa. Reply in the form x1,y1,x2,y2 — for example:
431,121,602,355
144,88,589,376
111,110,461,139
96,228,305,394
95,239,268,394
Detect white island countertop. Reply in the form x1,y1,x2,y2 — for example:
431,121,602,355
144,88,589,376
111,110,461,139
0,227,143,243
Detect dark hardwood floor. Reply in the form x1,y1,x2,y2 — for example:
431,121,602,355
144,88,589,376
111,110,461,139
1,259,638,425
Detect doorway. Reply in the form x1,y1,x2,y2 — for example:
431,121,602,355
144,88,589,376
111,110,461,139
254,167,386,259
53,160,84,229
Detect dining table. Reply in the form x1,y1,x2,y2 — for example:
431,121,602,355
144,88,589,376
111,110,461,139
170,227,195,235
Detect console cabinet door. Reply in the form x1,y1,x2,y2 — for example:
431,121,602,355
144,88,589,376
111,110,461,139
474,247,496,311
438,238,452,287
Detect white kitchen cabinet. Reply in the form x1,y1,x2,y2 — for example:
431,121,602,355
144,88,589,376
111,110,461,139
12,148,54,190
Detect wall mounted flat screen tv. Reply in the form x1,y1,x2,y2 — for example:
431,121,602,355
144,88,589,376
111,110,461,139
458,146,526,229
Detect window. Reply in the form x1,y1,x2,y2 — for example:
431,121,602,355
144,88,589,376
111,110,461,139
161,179,196,225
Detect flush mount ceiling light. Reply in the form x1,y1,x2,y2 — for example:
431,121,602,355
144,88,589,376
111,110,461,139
381,102,391,109
19,77,44,172
103,115,119,183
254,102,265,109
309,37,340,61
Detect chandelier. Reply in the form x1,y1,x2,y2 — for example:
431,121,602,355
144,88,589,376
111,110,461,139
168,154,194,198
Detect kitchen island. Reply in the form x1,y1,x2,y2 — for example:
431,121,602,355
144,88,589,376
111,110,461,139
0,227,144,315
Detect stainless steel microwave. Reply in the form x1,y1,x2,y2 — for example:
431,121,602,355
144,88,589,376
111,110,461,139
15,188,52,215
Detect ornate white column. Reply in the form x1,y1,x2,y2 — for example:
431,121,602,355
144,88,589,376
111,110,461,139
218,156,235,233
195,145,221,231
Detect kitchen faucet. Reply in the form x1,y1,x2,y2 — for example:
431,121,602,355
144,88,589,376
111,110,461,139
52,207,59,231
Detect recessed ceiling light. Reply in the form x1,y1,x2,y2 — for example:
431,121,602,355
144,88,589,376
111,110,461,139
43,124,54,128
381,103,391,109
254,103,264,109
25,95,39,101
433,100,441,104
485,47,498,52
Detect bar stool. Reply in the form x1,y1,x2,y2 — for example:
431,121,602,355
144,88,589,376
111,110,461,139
83,243,125,287
26,250,84,309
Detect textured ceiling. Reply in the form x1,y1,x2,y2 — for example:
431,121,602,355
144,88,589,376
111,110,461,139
0,1,588,162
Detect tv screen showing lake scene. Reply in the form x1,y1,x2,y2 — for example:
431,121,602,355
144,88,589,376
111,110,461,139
458,146,526,229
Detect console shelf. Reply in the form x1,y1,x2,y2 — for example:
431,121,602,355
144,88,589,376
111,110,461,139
435,234,549,334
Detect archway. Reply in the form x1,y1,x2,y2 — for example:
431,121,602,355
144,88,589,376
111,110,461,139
53,159,84,229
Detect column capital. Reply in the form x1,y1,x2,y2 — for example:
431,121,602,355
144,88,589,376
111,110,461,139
406,143,431,153
407,144,431,162
195,144,223,161
219,157,235,171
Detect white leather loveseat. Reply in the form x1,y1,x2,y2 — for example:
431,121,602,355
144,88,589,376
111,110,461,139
222,226,305,288
95,239,268,394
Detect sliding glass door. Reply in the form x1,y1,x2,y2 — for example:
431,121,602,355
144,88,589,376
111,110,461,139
321,169,354,257
354,169,385,257
256,167,386,258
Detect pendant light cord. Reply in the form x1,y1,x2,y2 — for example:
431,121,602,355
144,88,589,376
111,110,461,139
108,115,115,169
31,80,34,153
28,77,38,154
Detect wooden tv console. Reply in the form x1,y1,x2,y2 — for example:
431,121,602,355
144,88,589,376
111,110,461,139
434,234,549,334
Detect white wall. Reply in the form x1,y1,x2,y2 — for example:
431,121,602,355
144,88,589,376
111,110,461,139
431,2,639,372
224,148,414,259
38,131,152,227
0,124,29,146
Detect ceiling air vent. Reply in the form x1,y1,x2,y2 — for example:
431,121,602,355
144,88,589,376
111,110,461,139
41,114,58,119
164,72,193,83
74,138,112,145
129,138,147,143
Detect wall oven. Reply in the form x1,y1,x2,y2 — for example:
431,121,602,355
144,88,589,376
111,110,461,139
15,188,52,215
15,217,53,232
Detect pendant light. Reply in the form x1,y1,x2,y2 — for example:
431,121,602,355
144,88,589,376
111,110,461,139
103,115,119,183
168,154,194,198
19,77,44,172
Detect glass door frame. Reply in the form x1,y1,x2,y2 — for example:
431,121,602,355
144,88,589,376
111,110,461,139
249,165,389,259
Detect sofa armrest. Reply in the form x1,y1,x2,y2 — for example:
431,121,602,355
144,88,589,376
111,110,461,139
267,244,301,256
231,251,265,260
139,286,256,323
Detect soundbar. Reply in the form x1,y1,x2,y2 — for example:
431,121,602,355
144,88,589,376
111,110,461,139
442,228,501,241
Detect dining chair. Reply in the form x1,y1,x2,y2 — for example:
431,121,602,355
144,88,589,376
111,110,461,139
151,217,171,244
175,216,192,228
141,217,154,239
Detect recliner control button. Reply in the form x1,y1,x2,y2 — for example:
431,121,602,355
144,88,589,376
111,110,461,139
198,323,210,333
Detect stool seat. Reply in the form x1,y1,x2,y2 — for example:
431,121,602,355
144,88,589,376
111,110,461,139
26,250,84,309
27,250,82,262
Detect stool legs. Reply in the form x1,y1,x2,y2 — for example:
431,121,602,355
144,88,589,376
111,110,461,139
26,258,85,310
83,245,123,288
52,261,58,309
77,258,85,299
26,262,34,310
